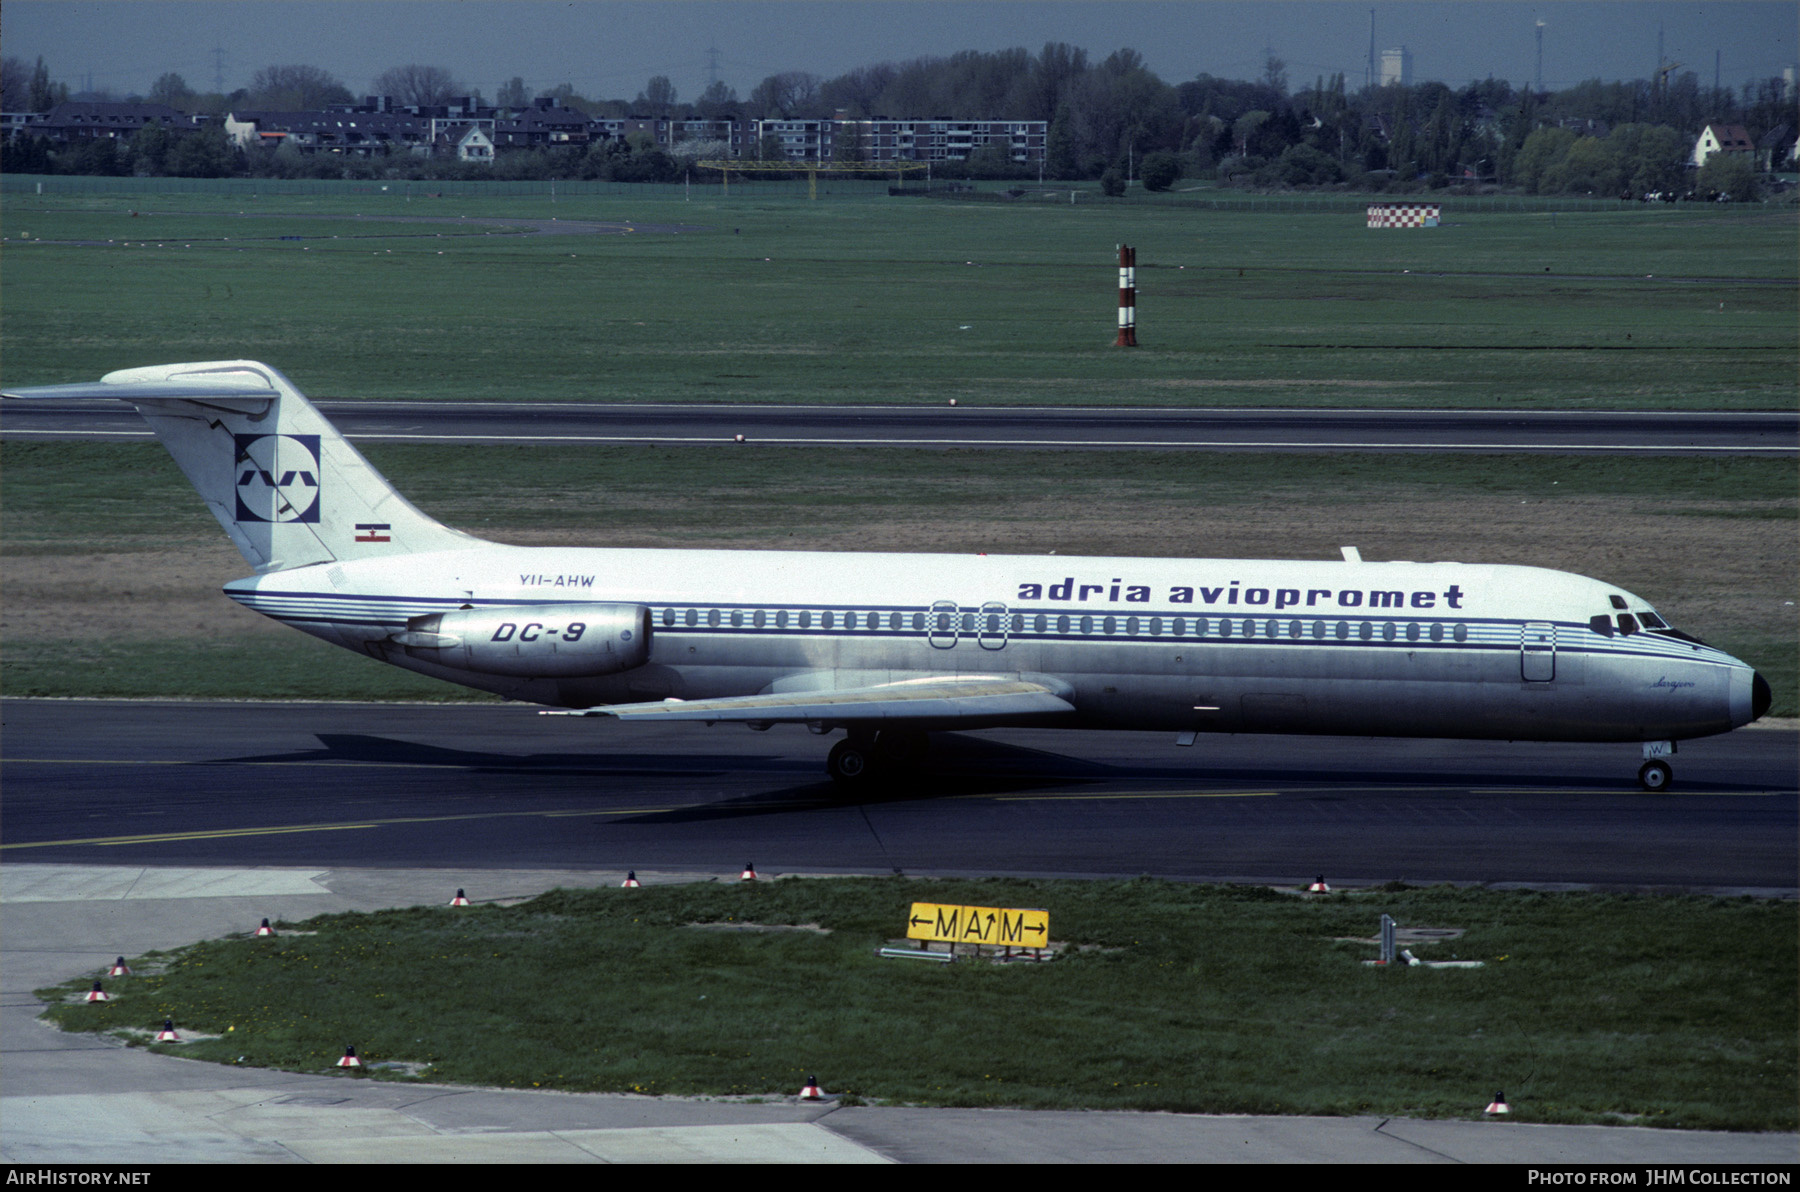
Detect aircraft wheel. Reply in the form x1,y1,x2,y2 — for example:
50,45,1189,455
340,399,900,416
827,739,873,787
1637,759,1673,791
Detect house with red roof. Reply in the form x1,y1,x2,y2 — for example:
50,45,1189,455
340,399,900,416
1690,123,1754,169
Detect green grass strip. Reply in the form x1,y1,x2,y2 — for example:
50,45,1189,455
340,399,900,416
4,195,1793,408
5,440,1793,537
38,878,1797,1130
0,637,502,703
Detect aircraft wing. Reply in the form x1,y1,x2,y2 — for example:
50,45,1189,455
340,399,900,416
550,675,1076,725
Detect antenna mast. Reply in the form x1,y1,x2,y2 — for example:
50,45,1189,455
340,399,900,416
1368,9,1376,91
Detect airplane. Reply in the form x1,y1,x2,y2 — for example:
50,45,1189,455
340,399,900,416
4,359,1772,791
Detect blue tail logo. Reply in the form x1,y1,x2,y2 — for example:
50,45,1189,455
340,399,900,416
234,434,321,524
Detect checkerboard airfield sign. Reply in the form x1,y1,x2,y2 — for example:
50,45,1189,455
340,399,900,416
1367,202,1440,227
907,902,1049,949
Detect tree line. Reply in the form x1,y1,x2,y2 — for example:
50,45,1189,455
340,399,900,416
4,48,1794,198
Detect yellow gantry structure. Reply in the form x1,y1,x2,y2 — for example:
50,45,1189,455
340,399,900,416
698,160,930,199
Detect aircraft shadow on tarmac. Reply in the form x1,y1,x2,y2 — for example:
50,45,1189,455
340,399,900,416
218,732,747,780
203,731,1700,825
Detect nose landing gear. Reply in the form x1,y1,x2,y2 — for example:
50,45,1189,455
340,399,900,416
1637,741,1676,791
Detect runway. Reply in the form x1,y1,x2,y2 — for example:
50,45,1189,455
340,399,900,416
5,699,1793,892
6,699,1795,1163
4,400,1795,453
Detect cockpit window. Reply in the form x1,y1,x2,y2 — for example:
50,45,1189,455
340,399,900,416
1589,615,1614,637
1617,613,1639,635
1609,595,1628,610
1640,611,1667,630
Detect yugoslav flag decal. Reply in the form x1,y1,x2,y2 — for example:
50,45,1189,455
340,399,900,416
355,524,392,543
234,433,321,524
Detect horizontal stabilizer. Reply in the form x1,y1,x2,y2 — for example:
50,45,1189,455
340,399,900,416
3,377,280,409
552,675,1076,725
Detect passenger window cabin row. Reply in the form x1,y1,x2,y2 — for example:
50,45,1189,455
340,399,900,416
658,606,1474,643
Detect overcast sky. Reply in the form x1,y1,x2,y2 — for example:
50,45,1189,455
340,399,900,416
7,1,1796,103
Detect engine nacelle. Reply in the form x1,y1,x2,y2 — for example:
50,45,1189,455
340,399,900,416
391,603,649,678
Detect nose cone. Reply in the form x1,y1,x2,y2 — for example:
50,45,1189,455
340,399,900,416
1731,666,1773,728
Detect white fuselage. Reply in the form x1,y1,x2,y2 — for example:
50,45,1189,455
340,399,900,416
225,545,1760,743
10,359,1767,790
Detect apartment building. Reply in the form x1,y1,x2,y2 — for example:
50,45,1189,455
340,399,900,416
755,117,1046,162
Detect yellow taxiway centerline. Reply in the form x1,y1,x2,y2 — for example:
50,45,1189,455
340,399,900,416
993,790,1278,801
1,805,683,850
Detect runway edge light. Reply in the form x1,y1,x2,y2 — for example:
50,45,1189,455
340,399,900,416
1485,1091,1511,1115
338,1045,362,1069
109,957,131,976
800,1076,825,1101
740,862,758,881
85,981,109,1002
1307,875,1330,893
451,889,471,906
256,918,276,937
156,1019,180,1042
622,870,641,888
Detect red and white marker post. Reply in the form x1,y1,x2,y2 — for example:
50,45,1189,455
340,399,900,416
1114,244,1137,347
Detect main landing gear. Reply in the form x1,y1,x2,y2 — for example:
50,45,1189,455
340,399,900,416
826,727,929,788
826,738,871,785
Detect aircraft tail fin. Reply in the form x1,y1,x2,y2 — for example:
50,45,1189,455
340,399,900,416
4,360,481,572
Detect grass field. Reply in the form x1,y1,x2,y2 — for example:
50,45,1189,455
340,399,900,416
3,189,1794,706
2,191,1793,408
36,877,1798,1131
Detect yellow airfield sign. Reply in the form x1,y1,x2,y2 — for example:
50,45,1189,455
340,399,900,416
907,902,1049,949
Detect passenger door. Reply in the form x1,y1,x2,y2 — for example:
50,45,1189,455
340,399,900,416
1521,622,1556,682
